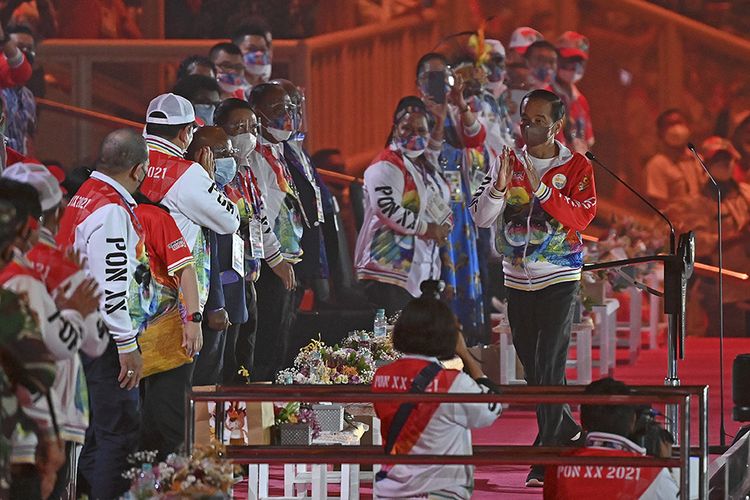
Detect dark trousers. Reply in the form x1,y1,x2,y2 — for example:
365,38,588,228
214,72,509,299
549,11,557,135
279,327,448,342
10,464,40,500
506,281,581,447
78,341,140,499
192,324,225,386
362,280,413,316
223,281,257,385
252,262,297,382
140,362,194,460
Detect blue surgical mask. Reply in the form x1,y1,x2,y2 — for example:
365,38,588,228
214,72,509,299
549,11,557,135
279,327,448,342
193,104,215,126
214,157,238,187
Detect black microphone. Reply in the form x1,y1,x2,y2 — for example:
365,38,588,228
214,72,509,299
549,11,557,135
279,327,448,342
584,151,676,253
687,142,727,447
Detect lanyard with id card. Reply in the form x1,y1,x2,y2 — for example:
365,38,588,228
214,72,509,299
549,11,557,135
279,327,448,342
443,170,464,202
248,218,265,259
231,232,245,276
469,168,487,194
312,184,325,224
425,191,452,226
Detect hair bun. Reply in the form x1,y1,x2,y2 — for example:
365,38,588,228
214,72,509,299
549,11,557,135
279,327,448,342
419,279,445,300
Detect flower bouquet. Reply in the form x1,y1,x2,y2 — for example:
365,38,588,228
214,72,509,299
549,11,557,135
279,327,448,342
340,329,401,366
122,446,235,499
275,337,377,385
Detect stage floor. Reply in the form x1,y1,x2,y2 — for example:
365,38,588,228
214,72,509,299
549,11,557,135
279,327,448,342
234,336,750,499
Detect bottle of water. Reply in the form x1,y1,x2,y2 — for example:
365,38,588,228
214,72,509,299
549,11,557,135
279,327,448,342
373,309,387,338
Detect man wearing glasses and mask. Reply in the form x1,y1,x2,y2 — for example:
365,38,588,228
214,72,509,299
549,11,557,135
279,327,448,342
248,82,307,381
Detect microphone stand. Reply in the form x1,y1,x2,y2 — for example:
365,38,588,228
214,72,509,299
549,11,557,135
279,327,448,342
688,143,727,447
585,151,685,440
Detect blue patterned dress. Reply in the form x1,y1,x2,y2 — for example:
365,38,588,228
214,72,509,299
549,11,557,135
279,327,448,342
438,143,485,342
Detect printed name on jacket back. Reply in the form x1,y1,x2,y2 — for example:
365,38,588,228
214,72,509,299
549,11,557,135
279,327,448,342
104,237,128,314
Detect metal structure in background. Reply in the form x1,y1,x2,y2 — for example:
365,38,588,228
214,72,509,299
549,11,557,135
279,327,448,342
35,10,439,170
186,384,709,499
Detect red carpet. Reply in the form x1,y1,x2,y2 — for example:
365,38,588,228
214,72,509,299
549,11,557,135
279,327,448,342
233,337,750,498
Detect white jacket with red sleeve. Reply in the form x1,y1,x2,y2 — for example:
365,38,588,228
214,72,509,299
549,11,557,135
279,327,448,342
353,145,451,297
56,171,148,354
471,141,596,291
141,135,240,309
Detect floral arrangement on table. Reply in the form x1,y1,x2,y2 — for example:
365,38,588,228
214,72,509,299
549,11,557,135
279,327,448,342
122,445,235,499
584,215,667,292
274,401,322,439
275,338,375,385
275,327,402,386
340,329,401,365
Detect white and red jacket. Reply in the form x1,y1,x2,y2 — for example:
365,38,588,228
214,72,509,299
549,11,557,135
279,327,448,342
141,135,240,308
471,141,596,291
57,171,146,354
544,432,679,499
354,145,451,297
9,228,109,460
0,253,86,462
372,355,501,499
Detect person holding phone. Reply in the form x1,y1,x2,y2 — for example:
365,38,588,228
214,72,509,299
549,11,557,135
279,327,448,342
354,96,452,315
416,51,497,344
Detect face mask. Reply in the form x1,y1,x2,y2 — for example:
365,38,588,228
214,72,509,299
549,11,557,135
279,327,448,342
486,79,507,99
193,104,215,126
214,157,238,187
487,64,506,83
260,110,293,142
217,72,251,95
557,64,585,84
466,95,483,113
521,123,555,147
396,134,427,158
528,66,555,87
182,126,194,153
230,132,257,161
664,124,690,148
268,127,292,142
244,51,272,81
132,163,147,189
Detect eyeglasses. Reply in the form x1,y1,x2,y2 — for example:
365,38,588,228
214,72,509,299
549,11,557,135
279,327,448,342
226,119,260,135
212,146,240,158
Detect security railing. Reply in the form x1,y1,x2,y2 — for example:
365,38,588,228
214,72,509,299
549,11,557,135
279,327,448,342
709,428,750,499
186,383,709,498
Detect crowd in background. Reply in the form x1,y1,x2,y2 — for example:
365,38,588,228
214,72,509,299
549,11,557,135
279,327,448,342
0,2,746,498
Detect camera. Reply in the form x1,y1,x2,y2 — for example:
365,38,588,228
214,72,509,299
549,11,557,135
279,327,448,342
630,406,674,457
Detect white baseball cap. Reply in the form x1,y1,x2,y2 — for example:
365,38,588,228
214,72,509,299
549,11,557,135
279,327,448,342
2,162,63,211
508,27,544,54
145,93,195,125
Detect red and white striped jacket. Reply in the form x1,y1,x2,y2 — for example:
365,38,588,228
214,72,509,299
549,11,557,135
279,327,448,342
372,355,501,499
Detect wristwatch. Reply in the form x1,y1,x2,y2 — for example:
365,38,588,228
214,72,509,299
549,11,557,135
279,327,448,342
188,312,203,323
